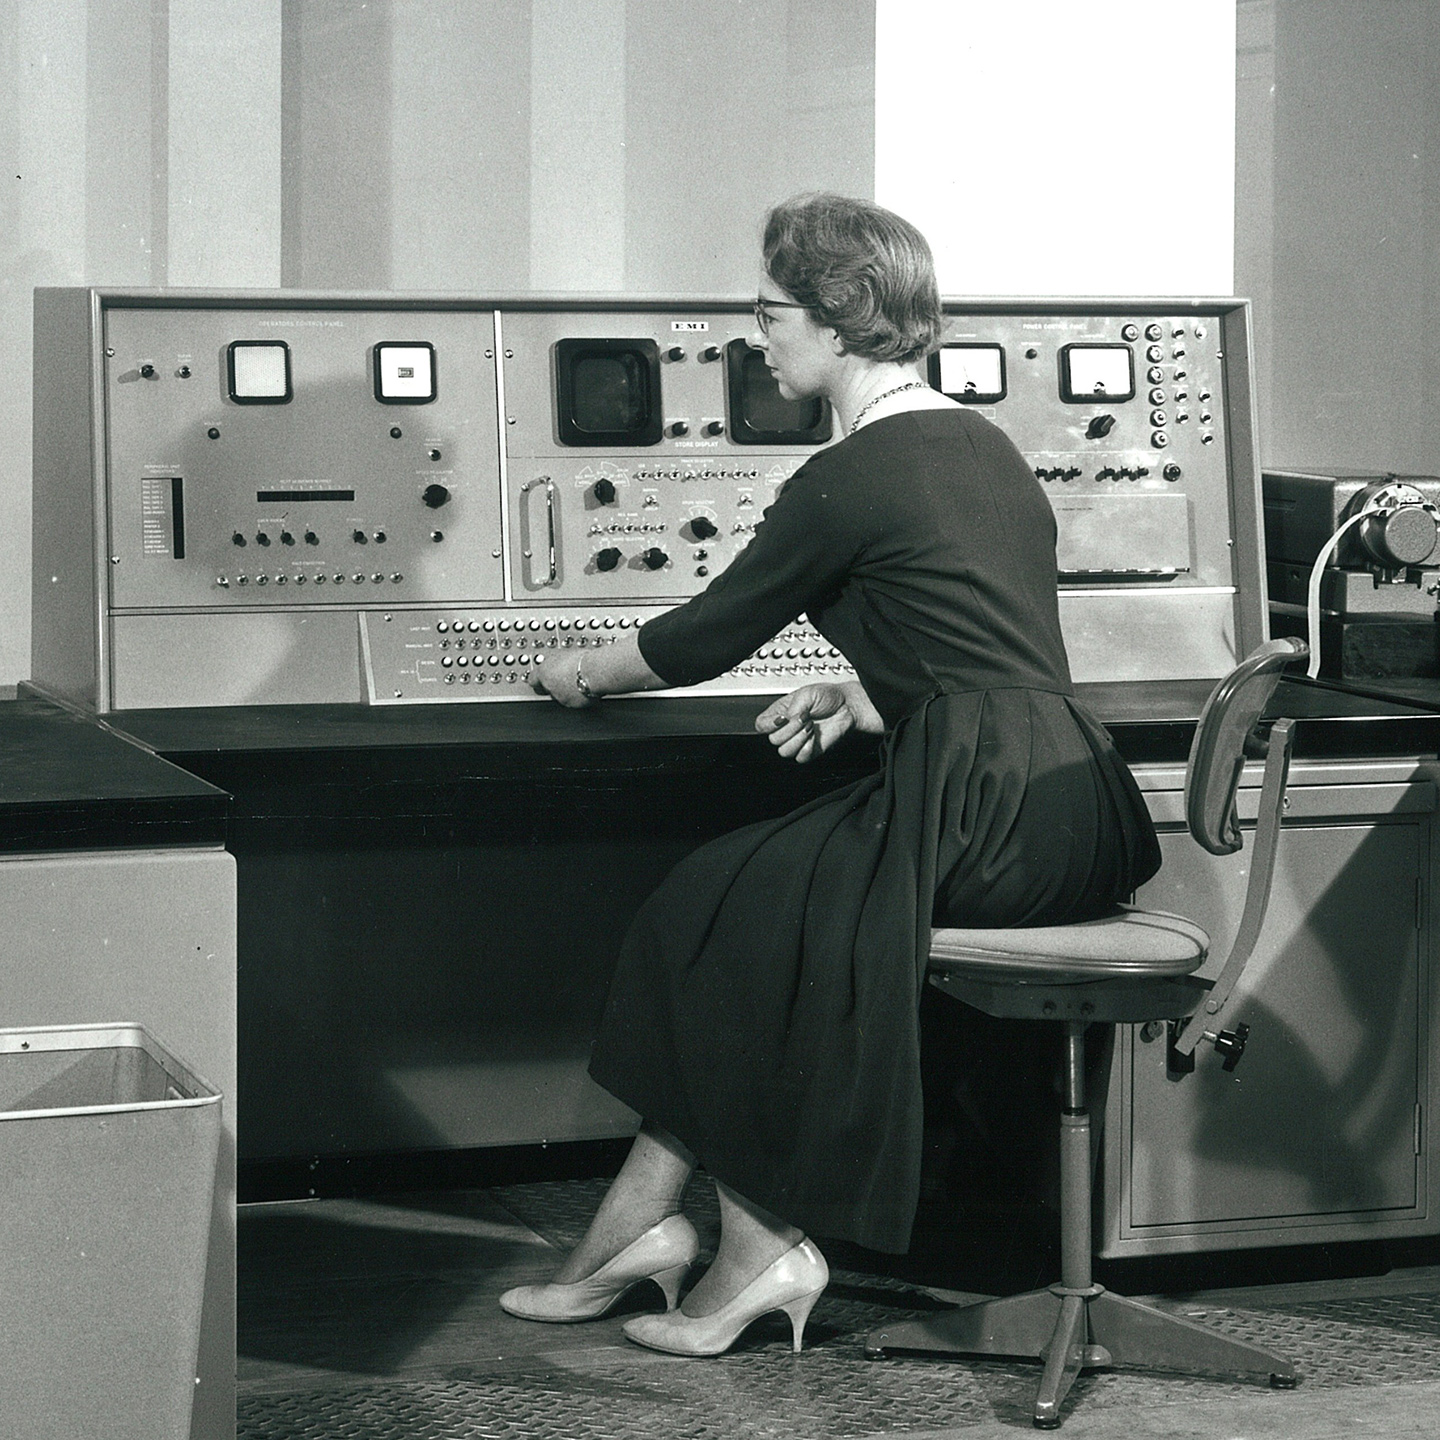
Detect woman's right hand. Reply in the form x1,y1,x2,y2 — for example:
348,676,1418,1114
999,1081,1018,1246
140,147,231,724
755,682,877,763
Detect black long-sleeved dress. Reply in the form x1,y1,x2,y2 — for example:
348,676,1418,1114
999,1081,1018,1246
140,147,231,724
588,407,1161,1253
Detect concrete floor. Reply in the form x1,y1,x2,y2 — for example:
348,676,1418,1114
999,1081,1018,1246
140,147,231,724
237,1183,1440,1438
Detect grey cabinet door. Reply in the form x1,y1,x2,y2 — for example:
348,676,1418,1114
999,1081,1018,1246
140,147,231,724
1117,811,1426,1244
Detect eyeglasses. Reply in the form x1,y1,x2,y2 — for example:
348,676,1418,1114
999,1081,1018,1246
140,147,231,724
753,296,807,335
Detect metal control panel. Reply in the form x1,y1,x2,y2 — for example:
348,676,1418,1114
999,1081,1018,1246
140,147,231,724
30,291,1264,711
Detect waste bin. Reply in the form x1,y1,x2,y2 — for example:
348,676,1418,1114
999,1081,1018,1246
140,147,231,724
0,1022,222,1440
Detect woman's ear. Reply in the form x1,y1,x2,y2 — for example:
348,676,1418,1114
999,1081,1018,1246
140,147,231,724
829,329,845,354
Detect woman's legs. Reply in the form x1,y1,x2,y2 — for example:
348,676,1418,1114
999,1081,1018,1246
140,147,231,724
680,1181,804,1316
549,1120,696,1284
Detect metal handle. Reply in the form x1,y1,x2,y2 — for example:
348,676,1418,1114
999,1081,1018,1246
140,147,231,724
521,476,557,586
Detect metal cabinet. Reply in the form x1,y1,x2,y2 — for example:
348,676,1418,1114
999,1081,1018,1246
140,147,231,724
1102,759,1436,1256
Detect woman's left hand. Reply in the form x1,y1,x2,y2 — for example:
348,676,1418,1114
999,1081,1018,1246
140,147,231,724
528,652,595,708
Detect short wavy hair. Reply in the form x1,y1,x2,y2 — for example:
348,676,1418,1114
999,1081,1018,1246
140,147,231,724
762,193,944,365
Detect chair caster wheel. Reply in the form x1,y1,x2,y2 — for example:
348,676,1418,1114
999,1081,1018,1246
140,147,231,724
1033,1418,1062,1430
863,1346,886,1361
1270,1372,1298,1389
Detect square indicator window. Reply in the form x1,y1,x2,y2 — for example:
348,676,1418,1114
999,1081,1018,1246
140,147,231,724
227,341,292,404
724,339,833,445
928,343,1006,404
1060,344,1135,403
374,342,437,403
555,338,663,446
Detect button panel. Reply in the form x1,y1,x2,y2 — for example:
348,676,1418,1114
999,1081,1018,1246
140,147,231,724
361,608,854,704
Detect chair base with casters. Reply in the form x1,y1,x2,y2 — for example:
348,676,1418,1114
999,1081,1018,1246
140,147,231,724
866,639,1309,1430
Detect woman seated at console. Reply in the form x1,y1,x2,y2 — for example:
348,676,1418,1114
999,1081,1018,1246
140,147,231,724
510,192,1161,1357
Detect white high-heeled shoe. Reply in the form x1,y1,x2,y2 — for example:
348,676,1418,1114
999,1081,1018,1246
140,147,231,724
499,1214,699,1322
620,1238,828,1355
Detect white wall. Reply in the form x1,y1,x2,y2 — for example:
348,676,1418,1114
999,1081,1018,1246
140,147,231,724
1236,0,1440,473
875,0,1236,296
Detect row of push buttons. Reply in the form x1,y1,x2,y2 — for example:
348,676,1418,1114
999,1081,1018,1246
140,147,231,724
217,572,403,588
436,615,643,634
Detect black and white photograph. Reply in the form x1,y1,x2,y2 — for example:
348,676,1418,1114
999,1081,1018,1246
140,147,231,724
2,2,1439,1436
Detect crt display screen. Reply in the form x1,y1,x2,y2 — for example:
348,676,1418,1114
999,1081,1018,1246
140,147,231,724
555,339,662,446
572,353,649,434
726,341,832,444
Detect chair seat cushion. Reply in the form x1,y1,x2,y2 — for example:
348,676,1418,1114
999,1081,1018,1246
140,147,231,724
929,904,1209,983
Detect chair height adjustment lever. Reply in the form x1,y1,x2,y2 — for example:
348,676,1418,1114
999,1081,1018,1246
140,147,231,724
1167,1019,1250,1077
1212,1022,1250,1071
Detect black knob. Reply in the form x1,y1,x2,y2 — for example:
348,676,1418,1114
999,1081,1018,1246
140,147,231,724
178,365,192,378
353,529,368,544
641,547,668,570
699,345,722,362
305,531,319,545
1086,414,1117,439
1214,1023,1250,1072
690,516,718,540
428,448,442,461
1163,464,1183,481
139,363,156,379
255,532,270,546
232,532,246,547
592,478,617,505
668,420,689,438
280,531,295,545
702,420,725,436
594,547,622,572
422,483,450,509
207,427,221,440
664,345,685,361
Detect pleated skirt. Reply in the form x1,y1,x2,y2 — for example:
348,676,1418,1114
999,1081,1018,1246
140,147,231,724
587,687,1161,1253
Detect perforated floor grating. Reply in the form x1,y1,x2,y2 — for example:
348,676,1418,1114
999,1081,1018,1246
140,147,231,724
237,1180,1440,1439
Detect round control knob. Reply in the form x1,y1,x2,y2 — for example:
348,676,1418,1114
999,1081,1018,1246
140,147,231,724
353,529,368,544
702,420,725,437
304,530,319,545
668,420,689,438
280,531,295,545
641,547,668,570
422,483,450,509
1163,464,1183,481
592,478,617,505
700,345,722,362
1085,414,1117,439
178,365,192,379
139,363,156,379
255,532,270,546
664,345,686,362
690,515,719,540
232,532,246,547
594,547,622,572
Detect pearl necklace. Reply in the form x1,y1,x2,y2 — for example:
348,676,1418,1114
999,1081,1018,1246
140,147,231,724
847,381,930,435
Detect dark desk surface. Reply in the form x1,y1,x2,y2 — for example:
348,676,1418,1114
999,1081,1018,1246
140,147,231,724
101,676,1440,768
0,694,228,852
4,676,1438,852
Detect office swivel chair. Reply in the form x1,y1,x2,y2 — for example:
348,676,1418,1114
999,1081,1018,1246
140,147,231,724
866,637,1308,1430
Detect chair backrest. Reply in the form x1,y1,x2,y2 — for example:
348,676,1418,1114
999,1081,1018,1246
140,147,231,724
1185,637,1310,856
